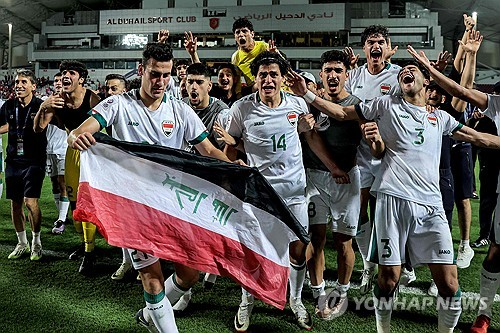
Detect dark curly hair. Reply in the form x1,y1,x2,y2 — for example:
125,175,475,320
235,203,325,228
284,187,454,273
361,25,389,46
59,60,88,81
232,18,254,33
142,42,174,66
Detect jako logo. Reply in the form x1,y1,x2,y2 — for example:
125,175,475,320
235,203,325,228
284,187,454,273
439,249,451,255
128,121,139,126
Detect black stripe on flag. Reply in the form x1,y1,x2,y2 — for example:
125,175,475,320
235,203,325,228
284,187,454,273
93,133,309,243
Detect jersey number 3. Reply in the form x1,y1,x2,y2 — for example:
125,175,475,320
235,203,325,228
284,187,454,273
413,128,425,145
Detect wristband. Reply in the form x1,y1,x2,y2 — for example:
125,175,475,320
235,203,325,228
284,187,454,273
302,90,316,104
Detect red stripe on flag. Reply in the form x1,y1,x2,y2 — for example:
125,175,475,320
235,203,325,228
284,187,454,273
74,182,289,309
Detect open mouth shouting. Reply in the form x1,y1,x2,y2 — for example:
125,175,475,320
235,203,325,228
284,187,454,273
220,79,230,89
62,78,72,87
370,49,383,61
262,85,275,94
238,37,247,46
327,78,339,90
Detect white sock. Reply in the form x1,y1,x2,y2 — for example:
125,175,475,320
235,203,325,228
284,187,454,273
289,262,306,300
16,230,28,245
373,285,393,333
32,231,41,246
164,273,189,305
58,197,70,221
478,267,500,318
53,193,60,210
310,280,326,299
460,240,470,248
144,290,178,333
0,181,3,198
241,287,254,304
437,290,462,333
122,248,132,264
356,220,376,270
336,281,350,296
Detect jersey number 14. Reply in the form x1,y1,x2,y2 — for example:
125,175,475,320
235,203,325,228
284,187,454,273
271,134,287,152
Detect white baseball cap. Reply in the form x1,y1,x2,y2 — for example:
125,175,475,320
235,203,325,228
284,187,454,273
299,71,316,84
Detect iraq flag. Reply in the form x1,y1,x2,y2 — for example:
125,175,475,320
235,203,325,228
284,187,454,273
74,133,309,309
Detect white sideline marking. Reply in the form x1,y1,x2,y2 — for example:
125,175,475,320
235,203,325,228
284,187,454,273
317,279,500,302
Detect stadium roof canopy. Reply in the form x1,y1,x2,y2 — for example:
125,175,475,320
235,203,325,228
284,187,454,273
0,0,497,47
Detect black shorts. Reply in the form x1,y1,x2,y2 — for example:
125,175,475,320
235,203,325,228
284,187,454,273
439,168,454,211
5,163,45,202
451,143,474,200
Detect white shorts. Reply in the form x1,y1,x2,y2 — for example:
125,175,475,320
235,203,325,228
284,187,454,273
127,248,159,270
356,142,381,188
368,193,454,266
285,196,309,234
493,197,500,245
46,153,66,177
306,167,360,237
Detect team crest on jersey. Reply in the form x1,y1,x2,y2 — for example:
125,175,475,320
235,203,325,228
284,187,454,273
380,84,391,95
287,112,298,127
162,120,175,137
427,115,437,126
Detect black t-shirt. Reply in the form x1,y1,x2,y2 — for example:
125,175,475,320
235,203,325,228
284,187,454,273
55,89,93,131
0,96,46,166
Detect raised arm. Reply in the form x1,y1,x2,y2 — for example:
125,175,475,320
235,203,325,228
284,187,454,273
454,14,476,73
184,31,200,64
408,46,488,110
452,125,500,149
286,71,358,120
451,30,483,112
33,94,65,132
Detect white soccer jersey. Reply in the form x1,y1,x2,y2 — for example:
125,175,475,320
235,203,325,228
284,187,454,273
46,124,68,155
166,77,181,100
346,62,402,186
227,91,308,199
482,94,500,193
358,95,461,206
345,63,402,102
91,89,208,150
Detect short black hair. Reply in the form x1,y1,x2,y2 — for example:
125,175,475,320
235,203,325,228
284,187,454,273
232,18,254,33
54,72,62,79
361,25,389,46
320,50,350,70
142,42,174,66
175,59,190,67
186,63,212,78
16,69,36,84
398,60,430,80
250,51,289,77
105,73,127,86
59,60,88,80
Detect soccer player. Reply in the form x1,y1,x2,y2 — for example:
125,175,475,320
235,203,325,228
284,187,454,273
301,50,361,320
67,42,240,333
104,74,127,97
343,25,405,292
34,60,101,275
408,44,500,333
184,63,230,150
0,69,46,261
231,18,278,92
216,51,313,331
288,56,500,332
45,72,70,234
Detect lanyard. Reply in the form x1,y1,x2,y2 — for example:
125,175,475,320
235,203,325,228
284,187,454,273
15,101,32,139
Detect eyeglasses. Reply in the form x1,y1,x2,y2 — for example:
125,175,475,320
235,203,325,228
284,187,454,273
146,69,171,79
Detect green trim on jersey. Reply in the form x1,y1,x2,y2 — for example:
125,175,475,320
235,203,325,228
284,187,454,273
451,123,464,133
91,112,107,131
189,131,209,145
